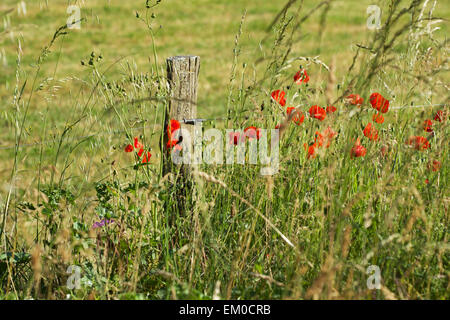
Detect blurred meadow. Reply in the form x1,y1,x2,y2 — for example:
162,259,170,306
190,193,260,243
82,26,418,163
0,0,448,299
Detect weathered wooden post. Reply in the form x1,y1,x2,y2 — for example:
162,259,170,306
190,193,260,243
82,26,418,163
163,56,200,219
164,55,200,171
166,55,200,129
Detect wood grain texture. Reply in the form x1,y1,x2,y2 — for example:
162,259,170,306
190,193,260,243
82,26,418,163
167,55,200,122
163,55,200,172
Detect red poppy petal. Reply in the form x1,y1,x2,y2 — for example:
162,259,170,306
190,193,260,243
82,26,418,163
124,144,133,152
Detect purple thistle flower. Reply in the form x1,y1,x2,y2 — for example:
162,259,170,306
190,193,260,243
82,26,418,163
92,219,115,229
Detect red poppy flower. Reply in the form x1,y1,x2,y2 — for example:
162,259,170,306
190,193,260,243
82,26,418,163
294,69,310,85
166,139,182,151
134,137,144,150
314,131,324,147
322,127,337,148
271,90,286,107
244,126,262,140
124,144,133,153
425,179,429,184
346,94,364,106
428,160,441,172
304,127,337,159
369,93,389,113
311,127,337,150
167,119,181,140
309,105,326,121
304,143,317,159
363,123,379,141
406,136,430,150
126,137,151,162
326,105,337,113
351,138,367,158
423,119,433,132
142,151,152,164
372,112,384,124
275,124,281,129
166,140,177,149
287,107,305,125
229,132,244,145
434,110,445,122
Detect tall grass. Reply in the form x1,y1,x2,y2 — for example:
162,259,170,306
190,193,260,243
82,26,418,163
0,0,448,300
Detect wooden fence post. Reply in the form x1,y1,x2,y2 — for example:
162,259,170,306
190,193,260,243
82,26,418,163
163,56,200,220
164,55,200,173
166,55,200,126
